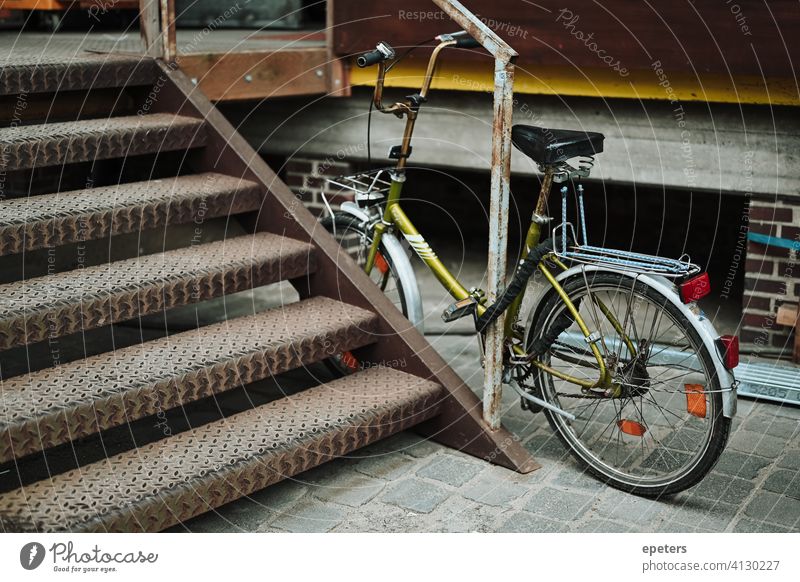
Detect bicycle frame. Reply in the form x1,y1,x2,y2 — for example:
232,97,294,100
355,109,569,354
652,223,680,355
361,36,626,392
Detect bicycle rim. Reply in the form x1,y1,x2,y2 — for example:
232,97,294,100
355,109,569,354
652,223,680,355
530,271,724,492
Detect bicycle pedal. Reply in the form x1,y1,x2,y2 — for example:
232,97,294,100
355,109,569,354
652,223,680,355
442,297,478,323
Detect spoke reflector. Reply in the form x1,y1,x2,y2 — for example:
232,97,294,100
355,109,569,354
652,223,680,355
617,419,647,437
685,383,707,418
374,252,389,275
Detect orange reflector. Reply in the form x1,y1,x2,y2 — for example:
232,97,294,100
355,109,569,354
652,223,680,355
685,384,707,418
617,419,647,437
374,253,389,275
340,351,360,372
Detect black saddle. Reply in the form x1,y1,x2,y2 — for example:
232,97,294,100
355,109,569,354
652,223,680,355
512,125,604,166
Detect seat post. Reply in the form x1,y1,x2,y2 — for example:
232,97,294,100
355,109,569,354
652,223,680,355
535,167,555,218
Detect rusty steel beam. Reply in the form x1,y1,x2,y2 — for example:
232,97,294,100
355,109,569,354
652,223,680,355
432,0,518,429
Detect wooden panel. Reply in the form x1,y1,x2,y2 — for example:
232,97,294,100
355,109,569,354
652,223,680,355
177,49,329,101
333,0,799,79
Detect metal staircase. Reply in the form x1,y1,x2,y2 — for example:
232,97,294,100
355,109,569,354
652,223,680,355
0,47,534,531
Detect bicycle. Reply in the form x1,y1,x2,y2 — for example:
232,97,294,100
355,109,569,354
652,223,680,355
321,31,739,496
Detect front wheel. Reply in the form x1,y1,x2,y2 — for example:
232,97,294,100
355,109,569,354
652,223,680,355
321,211,422,374
525,270,730,497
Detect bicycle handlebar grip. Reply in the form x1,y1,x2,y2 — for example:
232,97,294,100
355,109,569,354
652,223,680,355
449,30,481,48
357,49,385,68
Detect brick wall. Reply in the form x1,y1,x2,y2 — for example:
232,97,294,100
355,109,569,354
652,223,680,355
742,197,799,354
284,156,354,216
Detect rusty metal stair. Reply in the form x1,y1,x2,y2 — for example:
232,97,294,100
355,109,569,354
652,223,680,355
0,113,205,171
0,296,380,464
0,173,262,255
0,53,158,95
0,367,443,532
0,47,535,532
0,233,314,350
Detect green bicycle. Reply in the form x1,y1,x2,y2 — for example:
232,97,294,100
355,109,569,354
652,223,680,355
322,31,739,496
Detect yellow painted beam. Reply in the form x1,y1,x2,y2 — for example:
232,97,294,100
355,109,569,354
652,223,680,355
350,59,799,106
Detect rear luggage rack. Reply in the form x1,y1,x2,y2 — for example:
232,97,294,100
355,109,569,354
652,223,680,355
326,169,393,204
553,184,701,278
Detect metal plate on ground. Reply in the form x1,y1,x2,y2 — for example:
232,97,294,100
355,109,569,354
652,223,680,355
736,361,800,406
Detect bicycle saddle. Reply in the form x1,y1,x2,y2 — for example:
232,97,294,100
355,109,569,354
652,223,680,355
512,125,604,166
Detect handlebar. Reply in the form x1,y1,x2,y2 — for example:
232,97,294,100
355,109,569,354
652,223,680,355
357,41,396,68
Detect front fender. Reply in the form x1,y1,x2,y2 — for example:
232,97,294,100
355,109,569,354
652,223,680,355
337,203,424,331
526,265,737,418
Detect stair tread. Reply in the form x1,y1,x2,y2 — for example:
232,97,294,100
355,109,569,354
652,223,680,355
0,173,263,255
0,366,443,532
0,53,158,95
0,296,380,463
0,114,205,172
0,233,315,350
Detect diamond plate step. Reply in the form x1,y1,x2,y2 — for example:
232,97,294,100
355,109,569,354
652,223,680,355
0,113,205,172
0,53,158,95
0,296,380,464
0,173,262,256
0,233,315,350
0,366,443,532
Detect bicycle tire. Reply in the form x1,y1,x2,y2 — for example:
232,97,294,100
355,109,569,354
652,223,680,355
526,270,730,497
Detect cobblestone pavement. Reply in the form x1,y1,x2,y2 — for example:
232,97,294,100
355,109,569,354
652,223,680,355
174,256,800,533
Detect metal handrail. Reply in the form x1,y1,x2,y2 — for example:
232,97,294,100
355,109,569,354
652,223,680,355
432,0,518,430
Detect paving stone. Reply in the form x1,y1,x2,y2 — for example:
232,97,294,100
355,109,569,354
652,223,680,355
417,454,484,487
729,429,787,458
524,486,594,520
524,432,571,461
329,502,416,533
432,496,498,533
353,450,418,480
268,499,347,533
381,479,450,514
691,473,755,505
551,465,605,492
311,471,385,507
743,491,800,529
762,468,800,500
656,521,715,533
778,450,800,471
763,495,800,529
595,492,666,525
732,517,792,533
658,498,739,532
461,473,531,507
173,479,309,532
497,511,570,533
714,449,772,480
574,518,635,533
743,413,800,439
402,436,443,459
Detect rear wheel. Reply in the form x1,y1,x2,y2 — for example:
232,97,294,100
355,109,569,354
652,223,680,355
526,271,730,496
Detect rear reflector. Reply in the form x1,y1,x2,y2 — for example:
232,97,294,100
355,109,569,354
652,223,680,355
685,384,707,418
716,335,739,369
680,272,711,303
617,419,647,437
